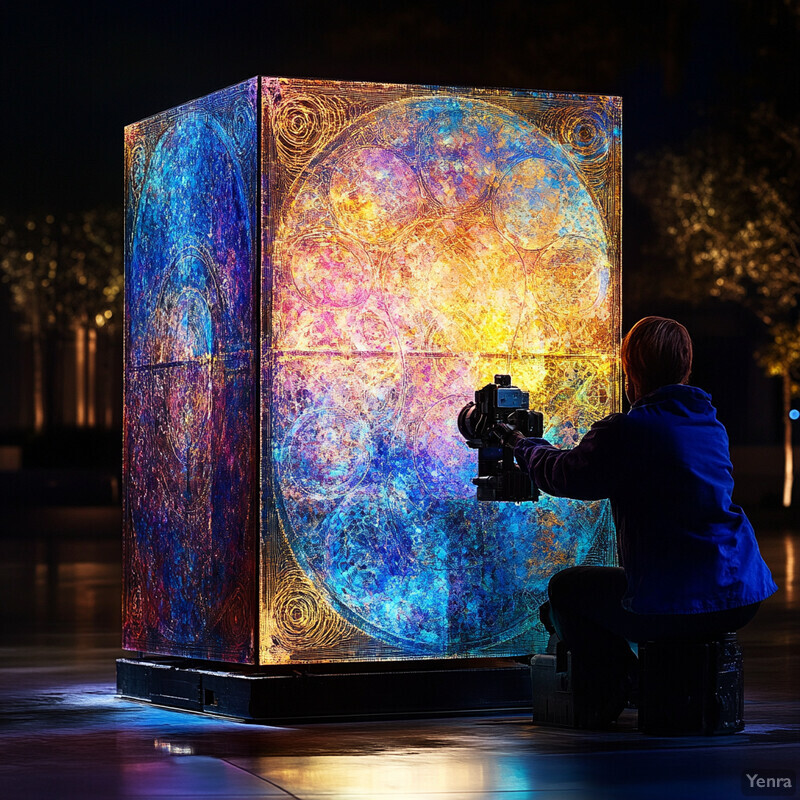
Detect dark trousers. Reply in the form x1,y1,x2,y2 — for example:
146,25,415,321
545,566,760,721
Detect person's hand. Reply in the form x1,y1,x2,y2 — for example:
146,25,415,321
488,423,526,448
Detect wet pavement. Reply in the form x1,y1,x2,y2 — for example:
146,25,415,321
0,515,797,799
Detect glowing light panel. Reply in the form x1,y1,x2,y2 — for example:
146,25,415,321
124,78,621,665
124,80,259,662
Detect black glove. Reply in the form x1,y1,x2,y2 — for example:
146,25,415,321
488,422,526,448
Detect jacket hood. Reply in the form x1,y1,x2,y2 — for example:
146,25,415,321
631,384,712,412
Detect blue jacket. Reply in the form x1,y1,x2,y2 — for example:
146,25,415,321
514,384,778,614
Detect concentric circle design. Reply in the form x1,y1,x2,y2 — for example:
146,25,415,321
288,231,373,307
271,567,351,650
545,104,610,165
271,93,617,656
274,92,352,173
532,236,610,316
538,100,614,193
330,148,422,243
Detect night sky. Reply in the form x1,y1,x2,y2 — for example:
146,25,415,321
1,0,799,444
4,0,796,214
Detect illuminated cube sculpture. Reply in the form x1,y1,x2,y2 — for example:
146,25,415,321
124,78,621,665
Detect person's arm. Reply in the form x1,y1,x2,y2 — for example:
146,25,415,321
511,414,626,501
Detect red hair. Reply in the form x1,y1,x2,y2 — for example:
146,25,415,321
621,317,693,396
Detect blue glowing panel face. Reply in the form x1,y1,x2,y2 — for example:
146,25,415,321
124,79,258,663
261,79,621,663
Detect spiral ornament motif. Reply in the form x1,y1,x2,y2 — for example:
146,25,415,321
271,567,351,650
274,92,353,174
538,100,614,193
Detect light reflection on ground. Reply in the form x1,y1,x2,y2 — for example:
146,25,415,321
0,523,797,799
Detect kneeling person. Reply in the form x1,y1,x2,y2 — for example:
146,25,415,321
499,316,777,727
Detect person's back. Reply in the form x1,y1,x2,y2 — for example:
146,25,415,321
500,316,777,727
611,382,775,614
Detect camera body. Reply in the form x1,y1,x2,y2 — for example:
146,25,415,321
457,374,544,502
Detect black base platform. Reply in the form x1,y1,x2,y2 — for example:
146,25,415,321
116,657,533,723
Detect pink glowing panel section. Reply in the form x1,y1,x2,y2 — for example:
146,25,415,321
261,80,621,663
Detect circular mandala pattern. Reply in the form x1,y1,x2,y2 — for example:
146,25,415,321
330,148,422,243
532,236,610,316
288,230,373,307
274,94,615,654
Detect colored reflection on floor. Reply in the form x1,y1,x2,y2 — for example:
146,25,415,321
0,512,797,800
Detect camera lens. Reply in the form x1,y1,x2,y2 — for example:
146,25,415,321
457,401,481,440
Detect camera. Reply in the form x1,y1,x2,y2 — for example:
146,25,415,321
457,374,544,502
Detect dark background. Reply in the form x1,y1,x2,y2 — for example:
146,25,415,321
1,0,798,470
5,0,793,211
